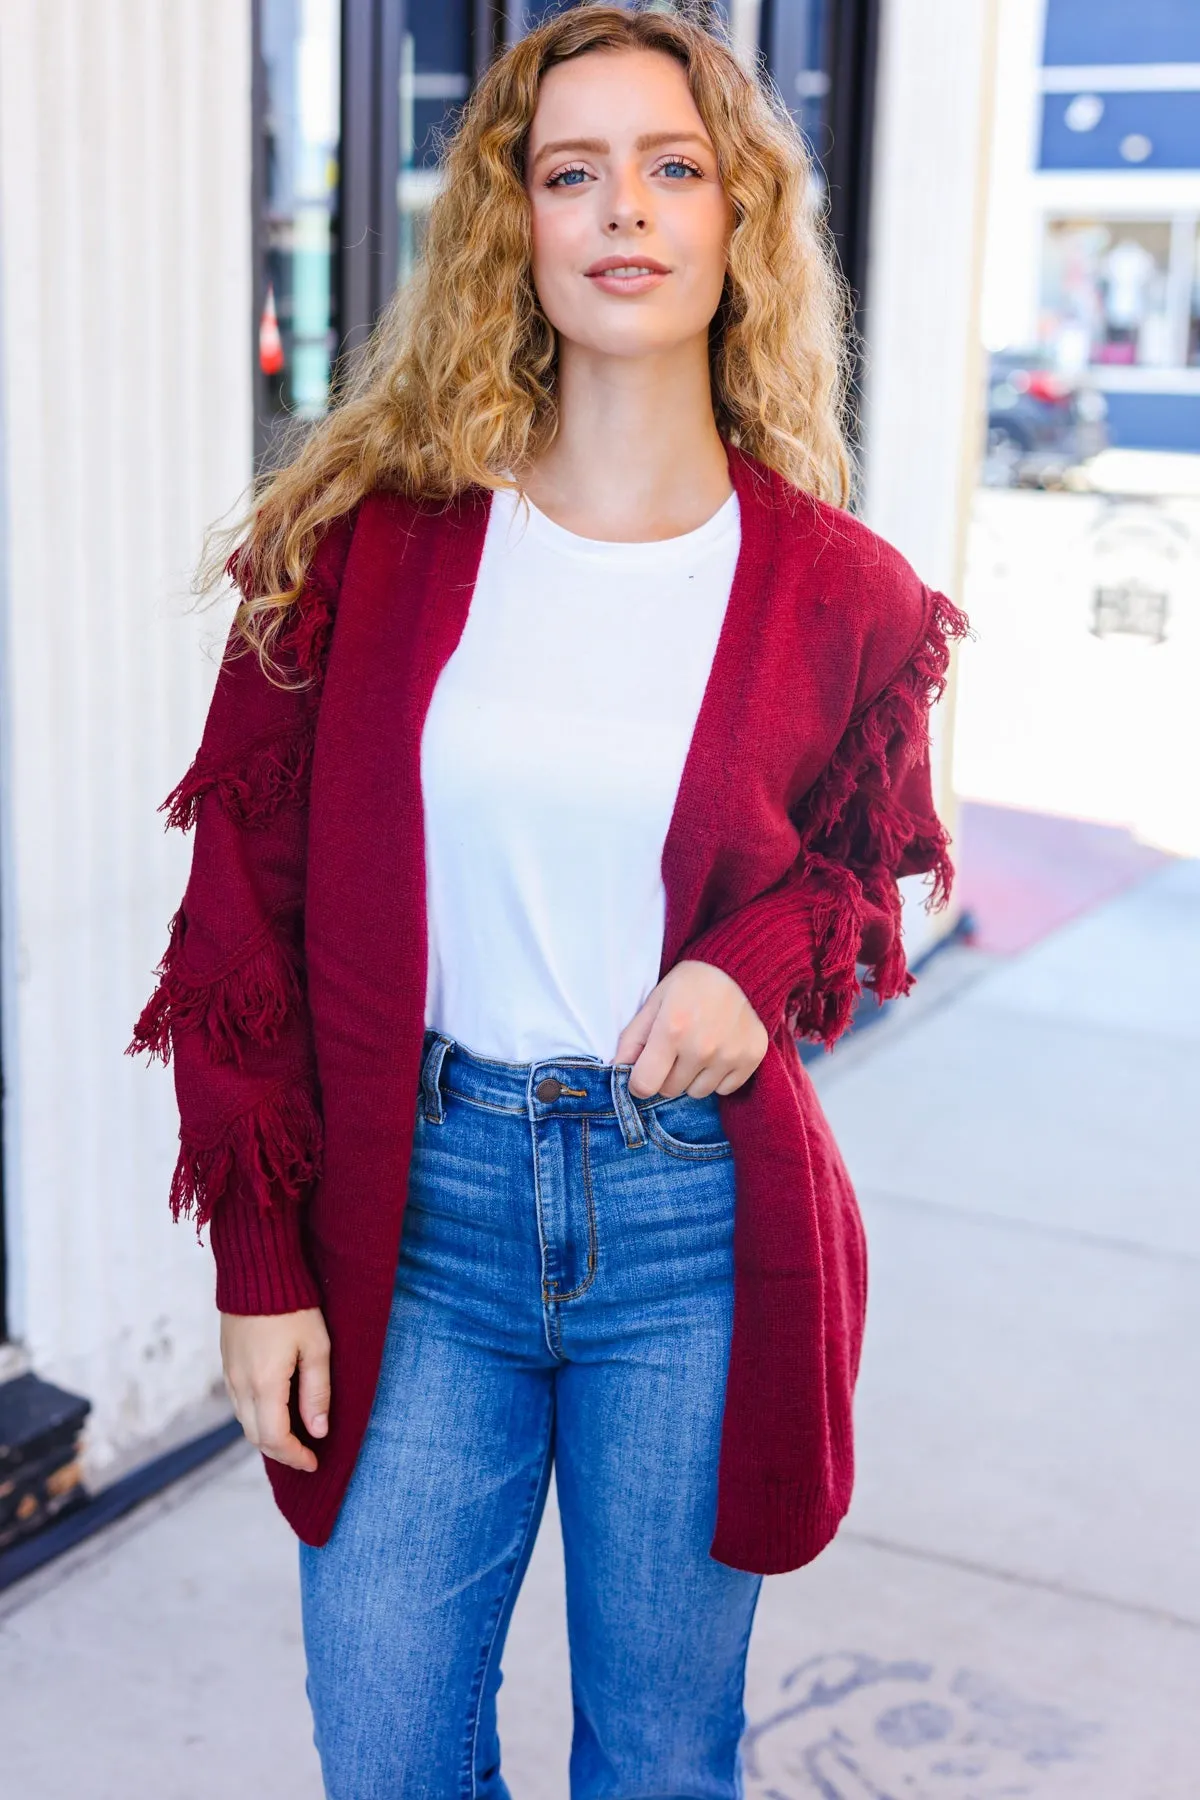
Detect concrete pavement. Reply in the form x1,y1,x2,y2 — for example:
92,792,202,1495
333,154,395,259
1,859,1195,1798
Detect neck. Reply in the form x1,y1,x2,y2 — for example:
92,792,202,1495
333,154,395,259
521,333,733,541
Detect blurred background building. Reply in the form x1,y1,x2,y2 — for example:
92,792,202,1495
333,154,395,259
960,0,1200,944
986,0,1200,456
0,0,987,1546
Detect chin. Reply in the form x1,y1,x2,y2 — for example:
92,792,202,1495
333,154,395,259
569,320,700,361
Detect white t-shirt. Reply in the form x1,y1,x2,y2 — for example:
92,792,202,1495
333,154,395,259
421,484,741,1063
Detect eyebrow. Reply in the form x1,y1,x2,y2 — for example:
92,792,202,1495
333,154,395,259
529,130,713,169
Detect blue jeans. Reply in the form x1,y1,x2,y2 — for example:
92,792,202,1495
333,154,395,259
299,1028,763,1800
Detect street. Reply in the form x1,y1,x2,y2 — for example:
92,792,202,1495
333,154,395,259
1,850,1195,1798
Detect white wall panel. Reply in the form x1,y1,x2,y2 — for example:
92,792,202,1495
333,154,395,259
0,0,252,1475
860,0,999,957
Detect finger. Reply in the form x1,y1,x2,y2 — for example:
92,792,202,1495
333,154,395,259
613,989,659,1068
627,1016,678,1098
682,1059,734,1099
254,1386,318,1473
297,1341,332,1439
630,1000,709,1098
714,1063,750,1095
652,1023,718,1099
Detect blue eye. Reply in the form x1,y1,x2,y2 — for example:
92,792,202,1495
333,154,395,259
658,158,703,179
547,165,590,188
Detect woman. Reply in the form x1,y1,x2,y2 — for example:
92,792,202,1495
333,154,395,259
129,7,967,1796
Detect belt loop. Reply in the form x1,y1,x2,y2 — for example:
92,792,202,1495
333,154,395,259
611,1064,648,1149
421,1032,456,1124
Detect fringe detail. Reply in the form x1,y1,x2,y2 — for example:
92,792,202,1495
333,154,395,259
126,907,303,1067
907,827,956,913
786,856,866,1048
169,1077,323,1232
280,569,338,688
159,721,314,833
159,523,349,838
787,590,969,1049
799,589,971,882
859,866,915,1002
225,533,342,690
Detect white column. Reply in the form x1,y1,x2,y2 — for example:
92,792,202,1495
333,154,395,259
0,0,253,1475
859,0,1001,957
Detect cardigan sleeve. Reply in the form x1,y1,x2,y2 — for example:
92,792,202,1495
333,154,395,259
127,516,354,1315
678,586,970,1048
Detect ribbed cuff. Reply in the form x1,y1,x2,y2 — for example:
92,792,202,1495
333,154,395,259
676,889,815,1037
208,1193,322,1315
709,1474,848,1575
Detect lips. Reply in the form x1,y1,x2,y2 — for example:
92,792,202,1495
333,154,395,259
584,254,670,277
583,255,671,296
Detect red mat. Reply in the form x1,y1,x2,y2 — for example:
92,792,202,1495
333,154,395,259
953,801,1174,956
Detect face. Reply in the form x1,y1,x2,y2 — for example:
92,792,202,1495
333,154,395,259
524,48,734,361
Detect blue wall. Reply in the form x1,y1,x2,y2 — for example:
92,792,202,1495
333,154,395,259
1044,0,1200,67
1102,392,1200,453
1041,89,1200,170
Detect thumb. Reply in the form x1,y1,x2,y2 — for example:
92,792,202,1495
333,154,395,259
613,985,662,1067
297,1336,331,1438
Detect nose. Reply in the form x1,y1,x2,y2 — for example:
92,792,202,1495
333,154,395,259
605,164,650,234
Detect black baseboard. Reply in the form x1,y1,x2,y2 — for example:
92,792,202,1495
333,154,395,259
0,1415,243,1597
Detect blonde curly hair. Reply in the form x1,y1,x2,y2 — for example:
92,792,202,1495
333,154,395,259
210,2,854,682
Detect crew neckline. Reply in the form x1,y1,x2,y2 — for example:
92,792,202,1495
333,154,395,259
491,485,740,563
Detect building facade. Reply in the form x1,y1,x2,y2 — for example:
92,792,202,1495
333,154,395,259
984,0,1200,452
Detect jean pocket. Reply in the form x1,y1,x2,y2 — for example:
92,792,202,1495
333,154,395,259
643,1092,733,1160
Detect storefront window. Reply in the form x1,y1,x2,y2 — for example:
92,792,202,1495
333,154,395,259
1040,219,1178,371
397,3,471,289
256,0,341,439
762,0,831,187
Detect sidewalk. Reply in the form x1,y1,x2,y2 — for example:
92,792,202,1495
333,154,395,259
2,860,1195,1798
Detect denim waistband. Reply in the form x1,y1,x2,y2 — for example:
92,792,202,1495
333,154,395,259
417,1026,676,1149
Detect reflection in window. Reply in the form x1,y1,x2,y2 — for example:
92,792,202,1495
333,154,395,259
397,3,471,290
1040,219,1181,371
258,0,341,430
761,0,830,199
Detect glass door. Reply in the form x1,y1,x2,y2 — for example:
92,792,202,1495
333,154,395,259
252,0,343,463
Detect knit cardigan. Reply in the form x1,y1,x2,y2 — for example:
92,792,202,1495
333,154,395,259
128,443,968,1576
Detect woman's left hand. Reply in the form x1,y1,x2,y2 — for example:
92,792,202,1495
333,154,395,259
613,959,769,1101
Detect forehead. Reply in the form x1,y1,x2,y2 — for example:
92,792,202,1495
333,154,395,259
529,47,710,144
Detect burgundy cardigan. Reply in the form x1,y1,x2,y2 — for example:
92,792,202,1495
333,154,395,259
129,443,968,1575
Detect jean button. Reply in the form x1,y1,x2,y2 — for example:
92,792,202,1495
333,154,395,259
535,1076,563,1101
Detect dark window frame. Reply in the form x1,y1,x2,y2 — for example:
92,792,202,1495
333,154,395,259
339,0,404,367
760,0,881,421
250,0,269,466
251,0,404,469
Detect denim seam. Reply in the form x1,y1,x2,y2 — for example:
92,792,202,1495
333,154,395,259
610,1062,648,1148
442,1044,606,1072
420,1033,455,1124
643,1109,735,1161
726,1577,765,1799
441,1087,527,1117
548,1113,599,1304
530,1115,566,1359
443,1084,673,1125
462,1419,555,1798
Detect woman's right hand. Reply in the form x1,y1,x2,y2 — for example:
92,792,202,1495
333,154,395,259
219,1308,331,1473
